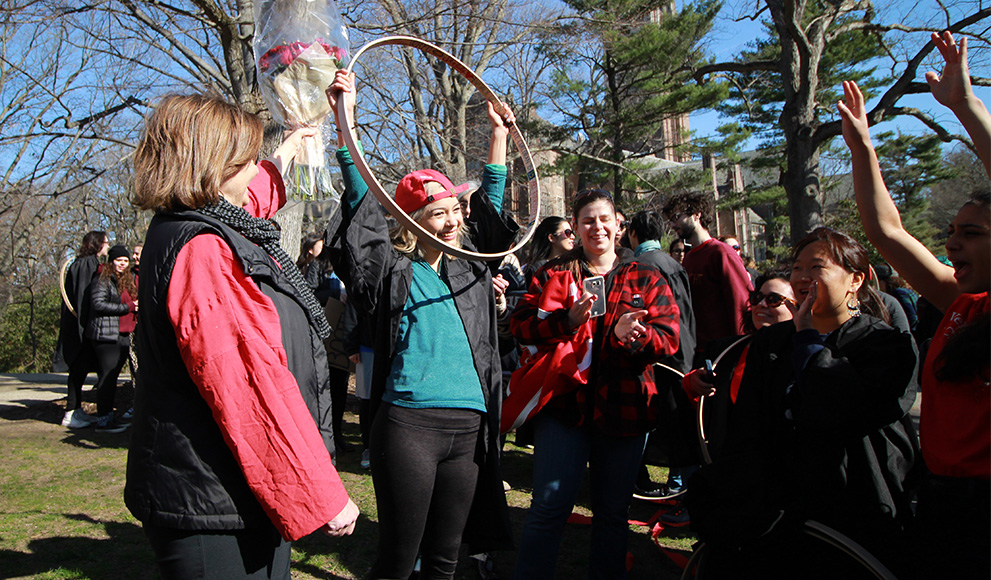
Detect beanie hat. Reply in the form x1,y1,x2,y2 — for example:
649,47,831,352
394,169,471,215
107,245,129,261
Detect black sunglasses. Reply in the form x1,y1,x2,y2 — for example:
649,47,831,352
749,290,797,308
557,228,575,238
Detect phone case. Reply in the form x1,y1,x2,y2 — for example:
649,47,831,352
583,276,606,318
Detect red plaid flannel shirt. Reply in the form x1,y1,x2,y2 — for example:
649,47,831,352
511,259,680,436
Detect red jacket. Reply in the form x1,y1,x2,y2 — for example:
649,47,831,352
166,160,349,540
510,258,680,436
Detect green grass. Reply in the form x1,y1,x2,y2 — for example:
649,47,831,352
0,384,697,579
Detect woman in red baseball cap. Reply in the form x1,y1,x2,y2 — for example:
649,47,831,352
327,71,517,579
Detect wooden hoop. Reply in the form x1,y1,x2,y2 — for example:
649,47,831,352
58,258,76,317
338,36,541,261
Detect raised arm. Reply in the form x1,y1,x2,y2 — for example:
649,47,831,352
837,80,960,310
267,127,319,175
329,70,356,152
486,101,515,166
926,32,991,177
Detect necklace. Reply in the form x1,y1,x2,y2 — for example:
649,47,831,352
587,258,613,276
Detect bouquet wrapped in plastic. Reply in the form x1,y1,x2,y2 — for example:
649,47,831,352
253,0,349,201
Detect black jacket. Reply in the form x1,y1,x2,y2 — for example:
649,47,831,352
125,211,332,532
327,183,519,553
84,277,130,342
694,315,919,559
54,255,100,369
627,246,696,374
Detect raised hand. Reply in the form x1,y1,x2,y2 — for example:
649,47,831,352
926,31,971,111
837,80,872,150
327,70,356,126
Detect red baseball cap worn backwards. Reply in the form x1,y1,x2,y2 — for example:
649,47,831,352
394,169,471,215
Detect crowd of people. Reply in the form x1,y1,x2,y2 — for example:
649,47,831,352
51,30,987,580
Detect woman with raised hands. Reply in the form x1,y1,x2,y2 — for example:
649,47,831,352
837,30,989,579
325,70,518,579
508,188,681,579
125,94,357,580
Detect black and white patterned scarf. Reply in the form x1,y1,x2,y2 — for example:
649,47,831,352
197,198,331,339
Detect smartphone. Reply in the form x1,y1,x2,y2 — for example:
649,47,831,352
583,275,607,318
703,359,715,382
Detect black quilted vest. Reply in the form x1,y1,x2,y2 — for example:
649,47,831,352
124,211,332,532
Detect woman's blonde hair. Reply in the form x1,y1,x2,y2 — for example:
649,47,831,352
389,204,468,259
132,94,263,213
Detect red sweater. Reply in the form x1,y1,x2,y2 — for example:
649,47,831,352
682,238,753,349
920,292,990,479
167,160,350,540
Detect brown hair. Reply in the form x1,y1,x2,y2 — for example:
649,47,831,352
792,227,890,324
132,94,263,213
78,231,107,257
99,259,138,298
551,189,617,280
662,191,714,230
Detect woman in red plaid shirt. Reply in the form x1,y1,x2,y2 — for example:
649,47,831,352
509,188,681,579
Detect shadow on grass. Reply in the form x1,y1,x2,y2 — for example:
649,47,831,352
293,513,379,579
0,513,155,578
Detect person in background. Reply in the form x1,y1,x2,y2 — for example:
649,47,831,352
838,30,990,578
125,93,357,580
614,208,633,257
84,244,137,433
131,244,143,276
874,263,919,332
668,238,686,265
299,233,352,457
663,193,753,355
717,235,741,257
57,230,109,429
523,216,576,286
625,210,698,503
682,270,797,461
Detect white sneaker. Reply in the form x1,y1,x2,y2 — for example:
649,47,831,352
62,409,97,429
360,449,371,470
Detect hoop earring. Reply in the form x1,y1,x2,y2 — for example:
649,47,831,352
847,296,861,317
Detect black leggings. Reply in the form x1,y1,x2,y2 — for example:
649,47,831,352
144,523,291,580
328,367,349,448
368,404,482,580
93,338,128,416
66,340,98,410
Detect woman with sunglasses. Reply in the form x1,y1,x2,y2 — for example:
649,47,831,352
523,216,575,286
509,188,681,579
689,227,918,578
839,31,989,579
682,271,797,460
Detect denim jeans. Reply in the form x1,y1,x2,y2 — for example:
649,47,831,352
511,413,647,580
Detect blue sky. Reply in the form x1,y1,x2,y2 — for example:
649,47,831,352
687,0,989,150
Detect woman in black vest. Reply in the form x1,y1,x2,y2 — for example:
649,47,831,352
125,94,357,580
